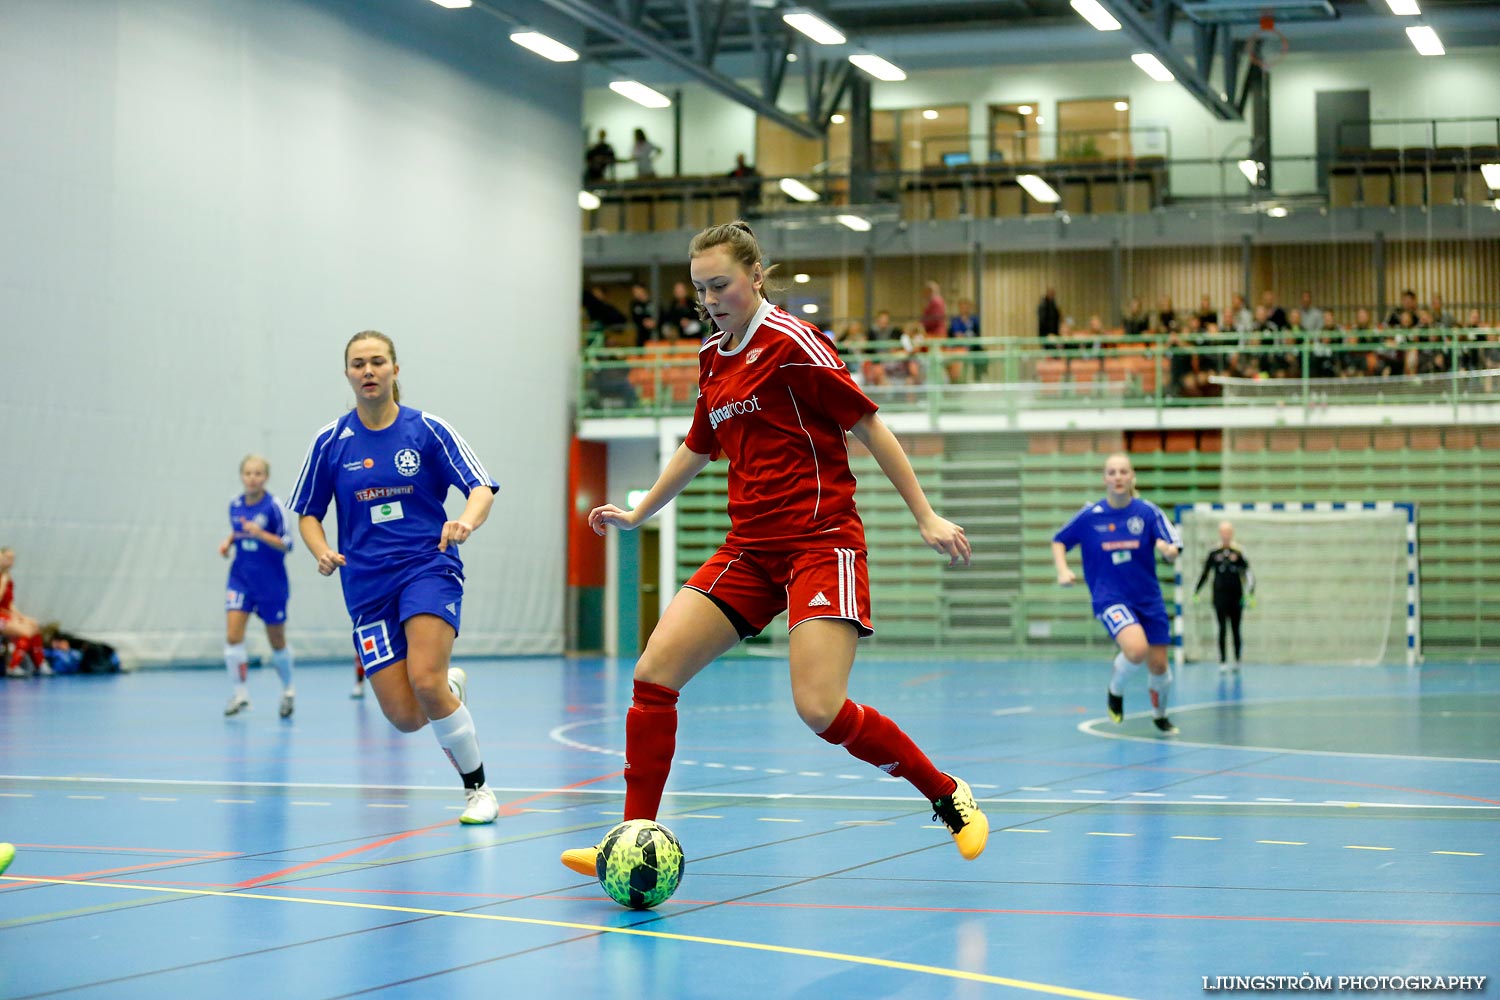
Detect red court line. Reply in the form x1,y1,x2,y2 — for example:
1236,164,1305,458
232,819,455,889
496,769,623,817
231,772,621,889
63,857,231,881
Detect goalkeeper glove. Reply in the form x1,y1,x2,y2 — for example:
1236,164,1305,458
1243,594,1257,610
1192,593,1202,605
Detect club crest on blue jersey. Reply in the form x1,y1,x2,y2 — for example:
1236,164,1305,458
1127,516,1144,535
394,448,421,477
355,621,396,668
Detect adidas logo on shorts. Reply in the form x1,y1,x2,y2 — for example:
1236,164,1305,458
808,592,832,608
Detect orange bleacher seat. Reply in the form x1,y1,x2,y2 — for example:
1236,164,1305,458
1407,428,1442,451
1372,429,1406,451
1444,427,1478,450
1095,432,1124,453
1129,431,1162,453
1478,427,1500,450
1060,433,1093,455
1337,429,1372,451
1199,429,1223,452
1303,430,1335,452
1268,429,1301,452
664,364,699,403
1068,359,1102,386
1232,430,1266,453
1028,432,1060,455
628,366,657,402
1164,430,1196,453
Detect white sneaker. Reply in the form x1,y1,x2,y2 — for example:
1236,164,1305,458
350,681,365,699
6,665,29,679
459,783,498,825
37,662,54,676
278,692,295,718
224,693,251,716
448,667,468,705
1217,663,1231,675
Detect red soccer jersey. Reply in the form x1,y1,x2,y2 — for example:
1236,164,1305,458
684,300,878,548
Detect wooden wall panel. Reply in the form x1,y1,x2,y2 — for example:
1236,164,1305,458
1386,239,1500,317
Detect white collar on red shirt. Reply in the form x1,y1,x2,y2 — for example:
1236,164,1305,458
717,297,777,356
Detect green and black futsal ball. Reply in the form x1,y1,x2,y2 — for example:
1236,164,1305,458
596,819,685,909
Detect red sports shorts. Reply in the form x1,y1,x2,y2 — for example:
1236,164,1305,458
684,544,874,637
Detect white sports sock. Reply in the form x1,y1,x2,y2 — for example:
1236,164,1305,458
430,703,483,776
1108,651,1142,697
224,643,248,698
1147,668,1173,719
271,647,294,692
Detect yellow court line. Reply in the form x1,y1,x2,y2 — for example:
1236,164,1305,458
1,875,1139,1000
1256,840,1306,846
1171,836,1220,841
1344,845,1394,851
1432,851,1483,857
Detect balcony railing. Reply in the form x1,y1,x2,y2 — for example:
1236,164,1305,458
577,329,1500,421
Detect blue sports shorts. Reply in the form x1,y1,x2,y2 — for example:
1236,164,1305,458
1095,601,1171,646
350,569,463,676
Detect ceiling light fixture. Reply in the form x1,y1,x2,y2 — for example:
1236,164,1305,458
783,10,846,45
578,191,601,210
1480,163,1500,188
1237,159,1261,184
1017,174,1061,203
1385,0,1420,14
848,53,906,82
509,31,578,62
779,177,821,203
1131,52,1175,82
609,80,671,108
836,214,872,231
1070,0,1122,31
1405,24,1444,55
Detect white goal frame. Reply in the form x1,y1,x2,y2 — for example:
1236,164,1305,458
1172,501,1421,668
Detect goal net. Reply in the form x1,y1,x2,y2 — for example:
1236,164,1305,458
1173,502,1419,667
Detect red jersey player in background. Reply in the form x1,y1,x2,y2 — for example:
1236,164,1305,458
561,221,988,876
2,547,48,678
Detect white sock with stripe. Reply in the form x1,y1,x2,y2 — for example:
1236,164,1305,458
224,643,248,698
271,647,294,693
1147,668,1173,719
430,703,483,777
1108,651,1141,697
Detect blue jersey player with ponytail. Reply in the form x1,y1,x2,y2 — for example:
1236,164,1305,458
1052,453,1183,734
219,454,296,718
289,331,502,824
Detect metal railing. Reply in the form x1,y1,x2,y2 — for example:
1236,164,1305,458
577,328,1500,421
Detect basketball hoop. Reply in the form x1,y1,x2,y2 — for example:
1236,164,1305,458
1247,13,1290,72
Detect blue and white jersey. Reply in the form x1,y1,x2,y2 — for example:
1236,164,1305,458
226,493,292,594
1053,496,1180,613
287,407,498,615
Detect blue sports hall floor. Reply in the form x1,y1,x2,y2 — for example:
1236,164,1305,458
1,654,1496,999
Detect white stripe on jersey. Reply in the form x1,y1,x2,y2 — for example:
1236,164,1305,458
763,310,840,367
785,386,822,522
1147,501,1182,546
272,496,296,550
421,412,495,488
289,419,339,513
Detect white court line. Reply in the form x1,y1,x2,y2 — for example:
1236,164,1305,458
1077,700,1500,764
2,775,1493,810
991,706,1036,717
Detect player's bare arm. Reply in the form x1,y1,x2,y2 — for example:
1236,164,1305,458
589,443,711,536
850,413,970,567
298,513,346,576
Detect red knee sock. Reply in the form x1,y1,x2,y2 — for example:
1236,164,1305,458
623,679,679,821
817,700,955,802
27,635,44,668
8,639,27,671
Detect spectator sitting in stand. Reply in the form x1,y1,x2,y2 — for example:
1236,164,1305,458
726,153,761,216
1194,294,1217,330
1122,297,1150,339
1227,292,1255,334
584,130,617,184
1260,289,1288,331
661,281,703,341
629,282,658,346
1385,289,1419,328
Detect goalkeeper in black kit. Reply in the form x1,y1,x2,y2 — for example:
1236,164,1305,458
1193,520,1255,674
